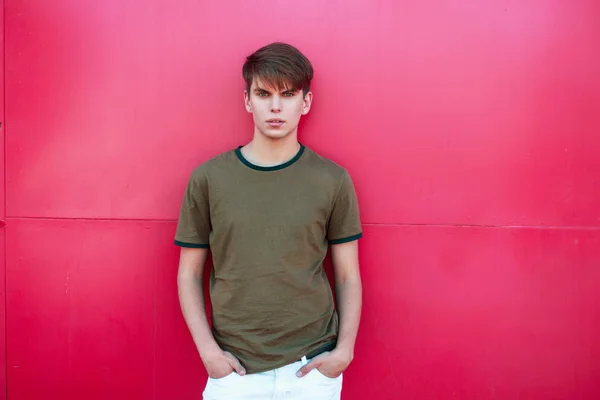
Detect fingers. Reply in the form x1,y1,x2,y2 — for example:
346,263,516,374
225,352,246,376
296,359,319,377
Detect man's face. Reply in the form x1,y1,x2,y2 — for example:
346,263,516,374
244,78,312,140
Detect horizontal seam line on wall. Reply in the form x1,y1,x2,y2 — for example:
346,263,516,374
6,216,175,223
5,216,600,230
363,222,600,230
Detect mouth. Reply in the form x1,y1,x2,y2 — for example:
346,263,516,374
266,118,285,127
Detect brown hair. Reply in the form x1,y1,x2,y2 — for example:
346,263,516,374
242,42,314,96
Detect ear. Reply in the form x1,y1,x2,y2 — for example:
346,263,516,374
302,91,313,115
244,90,252,113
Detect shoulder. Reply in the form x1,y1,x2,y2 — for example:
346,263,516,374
189,148,237,182
302,146,352,183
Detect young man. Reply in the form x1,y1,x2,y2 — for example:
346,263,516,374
174,42,362,400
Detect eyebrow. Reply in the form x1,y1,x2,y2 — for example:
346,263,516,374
253,87,297,94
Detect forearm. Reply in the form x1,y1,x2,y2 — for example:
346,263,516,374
177,271,220,357
334,276,362,358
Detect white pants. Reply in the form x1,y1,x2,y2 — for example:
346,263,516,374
202,359,343,400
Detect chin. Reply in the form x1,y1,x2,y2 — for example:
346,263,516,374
260,128,295,140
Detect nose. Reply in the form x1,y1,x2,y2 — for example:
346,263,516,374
270,96,281,113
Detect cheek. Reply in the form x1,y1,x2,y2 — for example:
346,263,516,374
250,101,264,115
289,100,305,115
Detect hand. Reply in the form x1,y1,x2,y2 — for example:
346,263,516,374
201,349,246,379
296,348,353,378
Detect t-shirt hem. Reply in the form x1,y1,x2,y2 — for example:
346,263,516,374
244,359,299,375
328,232,362,245
174,240,209,248
241,339,338,374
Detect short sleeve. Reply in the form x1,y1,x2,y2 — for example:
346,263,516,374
327,170,362,245
174,169,211,248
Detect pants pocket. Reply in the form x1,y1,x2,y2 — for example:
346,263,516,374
315,369,343,381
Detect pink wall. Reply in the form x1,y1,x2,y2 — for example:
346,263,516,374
4,0,600,398
0,0,6,397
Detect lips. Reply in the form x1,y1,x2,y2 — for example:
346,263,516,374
266,119,285,127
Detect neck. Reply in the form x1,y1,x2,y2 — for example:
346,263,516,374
242,130,301,167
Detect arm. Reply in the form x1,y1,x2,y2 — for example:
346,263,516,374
331,240,362,360
177,247,217,355
177,247,246,377
296,240,362,378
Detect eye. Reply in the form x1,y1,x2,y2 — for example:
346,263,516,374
257,92,269,97
283,92,295,97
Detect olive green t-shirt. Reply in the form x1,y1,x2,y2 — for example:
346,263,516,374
174,144,362,374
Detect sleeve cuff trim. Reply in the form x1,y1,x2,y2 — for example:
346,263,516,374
329,232,363,245
174,240,209,248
